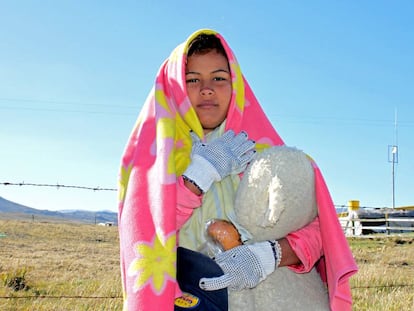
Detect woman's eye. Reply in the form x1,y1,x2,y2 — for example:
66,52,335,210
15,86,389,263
213,77,226,81
186,78,198,83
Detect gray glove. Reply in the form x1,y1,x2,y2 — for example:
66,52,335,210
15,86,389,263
199,240,281,291
183,130,256,193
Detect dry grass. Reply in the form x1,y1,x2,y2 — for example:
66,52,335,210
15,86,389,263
349,235,414,311
1,219,413,310
0,219,122,310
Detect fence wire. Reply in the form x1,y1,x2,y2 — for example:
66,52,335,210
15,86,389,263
1,180,413,301
1,181,116,192
1,283,413,301
1,181,397,209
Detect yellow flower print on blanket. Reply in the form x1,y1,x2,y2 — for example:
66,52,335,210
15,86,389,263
118,163,133,203
128,232,176,294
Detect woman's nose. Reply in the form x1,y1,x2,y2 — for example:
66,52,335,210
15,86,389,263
200,86,214,96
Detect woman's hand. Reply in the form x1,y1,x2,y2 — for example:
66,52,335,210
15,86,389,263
199,240,280,291
183,130,255,193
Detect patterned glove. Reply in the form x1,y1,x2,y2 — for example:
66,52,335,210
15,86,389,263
183,130,256,193
199,240,281,291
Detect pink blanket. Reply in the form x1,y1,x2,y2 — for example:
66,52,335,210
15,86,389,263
118,29,357,311
312,160,358,310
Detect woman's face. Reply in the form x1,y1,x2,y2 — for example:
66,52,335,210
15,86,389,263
186,50,232,134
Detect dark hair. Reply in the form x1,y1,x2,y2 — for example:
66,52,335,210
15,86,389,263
187,34,227,58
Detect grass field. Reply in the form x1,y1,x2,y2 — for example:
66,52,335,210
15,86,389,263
1,219,413,310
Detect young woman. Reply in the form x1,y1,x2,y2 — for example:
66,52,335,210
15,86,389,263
118,29,357,311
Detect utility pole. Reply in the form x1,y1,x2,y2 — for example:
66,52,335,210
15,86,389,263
388,109,398,209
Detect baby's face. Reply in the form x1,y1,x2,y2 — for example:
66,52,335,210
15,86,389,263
185,50,232,134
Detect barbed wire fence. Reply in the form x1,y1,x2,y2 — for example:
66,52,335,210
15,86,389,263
0,282,414,301
1,180,413,301
0,181,116,192
0,181,394,209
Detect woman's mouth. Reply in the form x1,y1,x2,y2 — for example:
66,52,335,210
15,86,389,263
198,100,217,108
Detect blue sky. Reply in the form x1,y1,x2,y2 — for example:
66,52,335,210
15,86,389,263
1,1,413,212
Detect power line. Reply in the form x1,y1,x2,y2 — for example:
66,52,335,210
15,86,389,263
0,97,139,115
268,114,414,127
0,105,134,115
0,97,137,109
1,97,413,127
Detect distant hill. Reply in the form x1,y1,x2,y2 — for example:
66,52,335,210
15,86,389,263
0,196,118,225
